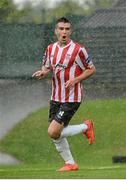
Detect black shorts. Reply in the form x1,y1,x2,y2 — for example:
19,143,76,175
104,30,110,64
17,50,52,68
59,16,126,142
49,100,81,127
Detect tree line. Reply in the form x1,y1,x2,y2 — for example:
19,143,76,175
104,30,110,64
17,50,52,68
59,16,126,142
0,0,119,23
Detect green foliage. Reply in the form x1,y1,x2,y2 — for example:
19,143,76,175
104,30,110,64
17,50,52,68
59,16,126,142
46,0,86,22
0,0,13,21
93,0,119,9
0,0,120,23
0,99,126,178
46,0,120,22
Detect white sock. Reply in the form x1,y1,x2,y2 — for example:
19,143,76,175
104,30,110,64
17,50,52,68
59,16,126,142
60,124,88,138
53,138,75,164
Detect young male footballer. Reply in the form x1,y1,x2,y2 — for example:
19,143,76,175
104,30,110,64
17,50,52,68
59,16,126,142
32,17,96,172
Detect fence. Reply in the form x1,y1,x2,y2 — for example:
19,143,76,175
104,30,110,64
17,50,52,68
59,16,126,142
74,8,126,88
0,9,126,89
0,22,53,78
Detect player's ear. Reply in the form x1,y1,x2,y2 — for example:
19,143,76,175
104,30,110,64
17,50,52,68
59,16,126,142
54,24,58,35
55,28,57,35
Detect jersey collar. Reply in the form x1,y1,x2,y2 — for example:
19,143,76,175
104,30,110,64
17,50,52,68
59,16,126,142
57,40,73,49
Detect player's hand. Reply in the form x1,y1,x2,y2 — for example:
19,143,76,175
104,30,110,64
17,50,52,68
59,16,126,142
32,70,45,79
65,79,78,89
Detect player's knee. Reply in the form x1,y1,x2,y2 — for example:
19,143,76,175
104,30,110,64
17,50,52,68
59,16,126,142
48,128,60,139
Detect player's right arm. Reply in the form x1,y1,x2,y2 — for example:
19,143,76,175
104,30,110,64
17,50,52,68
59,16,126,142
32,66,50,79
32,45,51,79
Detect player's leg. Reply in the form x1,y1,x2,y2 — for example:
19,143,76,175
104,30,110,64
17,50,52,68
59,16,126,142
48,121,77,171
61,123,88,137
48,100,94,145
53,137,75,164
60,120,95,145
48,101,94,171
48,101,84,139
48,101,77,171
48,100,95,144
48,119,64,139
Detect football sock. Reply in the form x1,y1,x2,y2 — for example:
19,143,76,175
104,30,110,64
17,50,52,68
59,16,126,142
53,138,75,164
60,124,88,138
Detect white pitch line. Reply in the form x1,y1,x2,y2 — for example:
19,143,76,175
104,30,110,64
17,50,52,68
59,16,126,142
84,165,122,170
0,165,124,172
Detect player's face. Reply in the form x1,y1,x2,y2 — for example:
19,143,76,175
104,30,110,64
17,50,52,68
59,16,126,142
55,22,72,46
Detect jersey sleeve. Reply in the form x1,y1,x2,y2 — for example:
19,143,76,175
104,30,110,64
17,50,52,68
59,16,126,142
42,46,51,68
76,47,94,70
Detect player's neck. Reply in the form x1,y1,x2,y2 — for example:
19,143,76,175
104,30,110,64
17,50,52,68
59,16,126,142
58,39,71,47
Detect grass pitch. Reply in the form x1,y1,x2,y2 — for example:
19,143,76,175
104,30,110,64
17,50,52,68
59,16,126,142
0,99,126,178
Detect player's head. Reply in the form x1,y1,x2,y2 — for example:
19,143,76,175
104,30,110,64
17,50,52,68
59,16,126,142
55,17,72,45
56,17,71,25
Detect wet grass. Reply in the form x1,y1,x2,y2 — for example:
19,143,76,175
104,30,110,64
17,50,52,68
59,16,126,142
1,164,126,179
0,99,126,178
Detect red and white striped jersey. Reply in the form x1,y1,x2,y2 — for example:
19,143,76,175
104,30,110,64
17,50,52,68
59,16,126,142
42,40,94,102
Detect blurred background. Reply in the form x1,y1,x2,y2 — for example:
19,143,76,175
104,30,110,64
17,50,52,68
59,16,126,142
0,0,126,164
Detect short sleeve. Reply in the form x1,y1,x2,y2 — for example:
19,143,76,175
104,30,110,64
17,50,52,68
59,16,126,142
42,46,50,68
76,47,94,70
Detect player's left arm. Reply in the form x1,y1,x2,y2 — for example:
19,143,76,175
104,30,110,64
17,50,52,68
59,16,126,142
75,64,96,81
65,65,96,88
65,47,96,88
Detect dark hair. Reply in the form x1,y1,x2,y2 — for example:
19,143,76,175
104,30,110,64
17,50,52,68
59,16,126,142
56,17,71,24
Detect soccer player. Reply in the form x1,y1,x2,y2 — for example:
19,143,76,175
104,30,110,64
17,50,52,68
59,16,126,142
32,17,96,172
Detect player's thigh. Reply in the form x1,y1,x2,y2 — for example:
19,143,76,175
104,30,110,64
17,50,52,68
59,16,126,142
55,102,81,127
48,100,60,122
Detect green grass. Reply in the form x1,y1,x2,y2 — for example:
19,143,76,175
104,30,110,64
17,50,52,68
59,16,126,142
0,99,126,178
